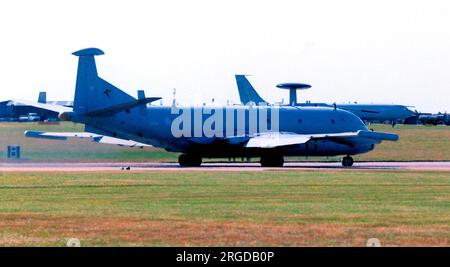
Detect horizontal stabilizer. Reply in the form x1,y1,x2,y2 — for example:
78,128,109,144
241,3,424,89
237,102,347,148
84,97,161,116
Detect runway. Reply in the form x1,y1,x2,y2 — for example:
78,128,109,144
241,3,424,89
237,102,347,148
2,161,450,172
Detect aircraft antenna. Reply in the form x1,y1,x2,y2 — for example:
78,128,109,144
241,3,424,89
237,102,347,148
172,88,177,107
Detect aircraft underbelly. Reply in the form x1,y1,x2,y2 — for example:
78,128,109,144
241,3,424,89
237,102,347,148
180,139,373,158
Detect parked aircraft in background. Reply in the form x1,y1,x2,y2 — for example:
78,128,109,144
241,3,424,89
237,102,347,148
418,113,450,126
235,75,416,126
37,91,73,107
24,48,399,167
0,92,73,122
18,112,41,122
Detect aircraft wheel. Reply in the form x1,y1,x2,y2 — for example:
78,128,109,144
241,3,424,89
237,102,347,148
178,154,189,167
260,155,284,167
190,155,202,167
342,156,354,167
178,154,202,167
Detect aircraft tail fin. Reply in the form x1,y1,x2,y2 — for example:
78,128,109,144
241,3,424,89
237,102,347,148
235,75,267,105
72,48,135,115
38,92,46,104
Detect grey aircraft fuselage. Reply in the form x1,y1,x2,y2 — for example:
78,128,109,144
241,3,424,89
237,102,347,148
74,105,373,158
235,75,416,124
26,48,399,167
299,103,416,123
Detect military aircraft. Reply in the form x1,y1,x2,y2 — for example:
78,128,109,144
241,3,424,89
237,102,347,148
37,91,73,107
235,75,416,126
25,48,399,167
418,112,450,126
24,92,150,146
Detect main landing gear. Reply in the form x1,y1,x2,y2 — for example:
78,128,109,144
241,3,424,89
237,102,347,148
341,155,354,167
260,155,284,167
178,154,202,167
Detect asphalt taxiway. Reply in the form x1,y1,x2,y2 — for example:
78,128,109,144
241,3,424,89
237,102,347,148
1,161,450,172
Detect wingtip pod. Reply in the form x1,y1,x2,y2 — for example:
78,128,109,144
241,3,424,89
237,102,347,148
72,48,105,57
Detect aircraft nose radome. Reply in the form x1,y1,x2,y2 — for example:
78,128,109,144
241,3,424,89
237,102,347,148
72,48,105,56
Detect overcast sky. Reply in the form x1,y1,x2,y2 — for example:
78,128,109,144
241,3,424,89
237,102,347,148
0,0,449,113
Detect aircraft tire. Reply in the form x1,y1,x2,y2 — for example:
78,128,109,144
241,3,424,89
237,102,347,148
260,155,284,167
178,154,202,167
342,156,354,167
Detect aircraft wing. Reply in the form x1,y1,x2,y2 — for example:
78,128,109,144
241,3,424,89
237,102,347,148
13,99,73,114
245,132,311,148
24,131,151,147
92,136,152,147
245,130,398,148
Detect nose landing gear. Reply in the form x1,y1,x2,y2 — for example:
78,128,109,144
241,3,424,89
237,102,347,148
341,156,354,167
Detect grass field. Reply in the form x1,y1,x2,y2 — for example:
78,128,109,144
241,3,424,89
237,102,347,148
0,122,177,162
0,122,449,162
0,170,449,246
